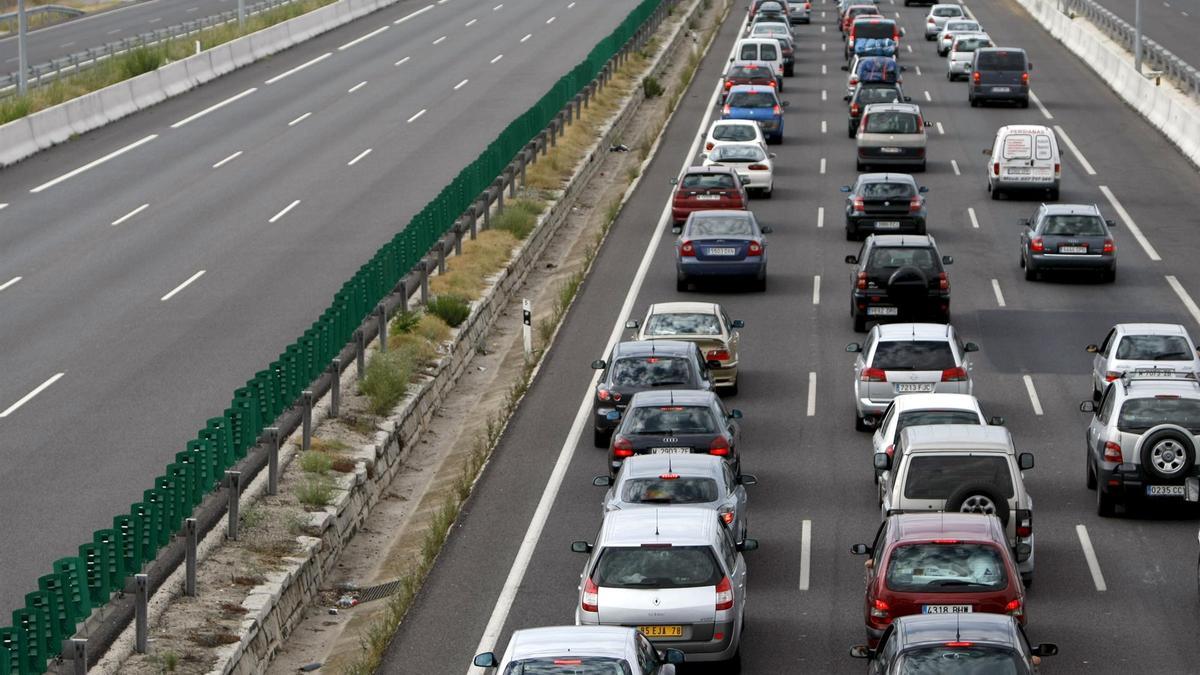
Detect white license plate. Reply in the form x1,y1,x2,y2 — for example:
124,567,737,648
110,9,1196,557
866,306,899,316
706,247,737,256
875,221,901,229
1147,485,1185,496
896,383,935,393
651,447,691,454
696,194,721,200
1007,167,1031,175
992,86,1011,93
923,605,972,614
880,147,902,154
1059,245,1088,254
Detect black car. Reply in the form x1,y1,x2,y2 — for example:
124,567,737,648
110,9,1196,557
774,36,796,77
842,173,929,241
969,48,1032,108
851,614,1057,674
591,340,716,447
846,234,953,332
1019,203,1117,282
848,82,910,137
608,390,742,477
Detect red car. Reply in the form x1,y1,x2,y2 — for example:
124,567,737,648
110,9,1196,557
841,4,881,33
721,64,777,102
670,166,748,226
851,513,1026,648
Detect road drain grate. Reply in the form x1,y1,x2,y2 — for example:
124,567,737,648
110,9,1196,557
355,579,402,604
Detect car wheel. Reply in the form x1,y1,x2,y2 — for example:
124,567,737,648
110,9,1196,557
848,124,857,139
1096,483,1117,517
726,646,743,673
1024,262,1037,281
727,379,739,396
754,274,767,292
946,71,953,81
1103,267,1116,283
916,160,927,173
1140,426,1196,481
916,223,926,235
846,227,857,241
676,274,688,293
1020,97,1030,108
1086,455,1097,490
761,186,773,199
947,483,1010,526
785,64,794,77
1022,572,1034,588
991,185,1001,200
855,413,869,432
1092,383,1102,403
593,428,609,449
856,160,866,171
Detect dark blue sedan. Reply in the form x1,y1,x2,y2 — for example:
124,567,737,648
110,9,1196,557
722,84,788,144
675,210,769,292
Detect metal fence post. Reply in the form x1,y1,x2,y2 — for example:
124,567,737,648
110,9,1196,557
225,471,241,540
184,518,197,597
70,638,86,675
301,390,314,451
376,306,388,352
469,208,478,240
420,264,431,306
266,426,280,495
438,244,447,274
329,359,341,418
134,573,148,653
496,179,506,212
355,329,366,382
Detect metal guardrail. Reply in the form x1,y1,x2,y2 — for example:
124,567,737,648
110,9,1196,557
1064,0,1200,97
0,0,303,97
0,5,83,24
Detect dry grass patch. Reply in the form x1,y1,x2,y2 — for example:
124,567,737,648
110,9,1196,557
429,229,519,298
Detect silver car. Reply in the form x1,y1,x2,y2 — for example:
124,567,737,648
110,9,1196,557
856,103,932,172
473,626,684,674
1087,323,1200,400
946,33,993,80
789,0,810,24
924,3,965,39
936,18,982,55
846,322,978,431
573,508,757,665
593,454,756,545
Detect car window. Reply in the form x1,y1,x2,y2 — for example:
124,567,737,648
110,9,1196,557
738,43,760,60
709,144,766,162
944,21,977,31
878,402,897,434
896,410,981,435
895,646,1025,675
885,543,1008,592
680,173,736,189
857,86,902,104
1098,386,1117,423
867,246,937,272
977,50,1026,69
932,6,962,16
727,65,772,80
1099,328,1117,355
871,341,956,370
752,24,788,35
864,111,919,134
610,357,693,387
1034,135,1053,161
903,456,1015,499
760,43,779,60
726,90,778,108
690,215,755,237
954,37,992,52
1115,335,1193,360
855,22,895,39
624,405,718,434
635,635,658,674
502,657,630,674
1002,134,1032,160
712,123,758,142
621,477,719,504
592,546,722,588
1041,215,1105,236
718,528,738,574
645,312,721,336
1117,397,1200,432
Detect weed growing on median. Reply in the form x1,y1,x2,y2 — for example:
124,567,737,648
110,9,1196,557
299,450,333,475
296,475,335,509
492,197,547,239
426,294,471,328
360,351,413,416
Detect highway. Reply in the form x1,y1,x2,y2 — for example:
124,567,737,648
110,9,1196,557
1086,0,1200,67
0,0,647,616
382,0,1200,672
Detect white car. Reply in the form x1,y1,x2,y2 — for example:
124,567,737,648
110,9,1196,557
870,393,1003,485
946,33,993,80
935,18,982,55
473,626,684,674
1087,323,1200,400
703,119,767,154
749,20,793,41
924,3,965,39
703,142,775,197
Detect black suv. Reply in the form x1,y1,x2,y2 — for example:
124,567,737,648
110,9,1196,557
591,340,716,447
846,234,953,332
847,82,910,137
842,173,929,241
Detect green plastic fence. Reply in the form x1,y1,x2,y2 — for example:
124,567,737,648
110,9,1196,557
0,0,669,671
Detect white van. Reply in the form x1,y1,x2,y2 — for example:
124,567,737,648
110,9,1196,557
731,38,784,89
984,124,1061,201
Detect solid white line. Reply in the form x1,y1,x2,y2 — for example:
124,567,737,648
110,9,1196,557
915,65,922,76
407,109,427,123
520,33,532,42
111,203,149,226
161,271,205,302
170,87,256,128
1029,90,1053,119
821,42,826,51
1075,525,1108,591
936,121,945,135
30,134,157,193
1022,375,1044,416
0,203,7,210
491,53,503,63
568,1,575,7
799,519,812,588
394,3,433,23
817,206,824,228
0,373,65,418
186,5,199,10
265,52,330,84
1166,276,1200,328
0,276,21,292
821,120,827,134
107,28,121,34
546,15,555,23
347,148,373,166
432,35,447,44
1054,125,1096,175
60,41,75,48
395,56,411,66
821,25,826,32
348,80,367,93
268,199,301,223
819,158,826,175
148,17,161,23
991,278,1006,307
1099,185,1160,261
454,78,469,90
950,159,961,176
212,150,242,168
968,207,979,229
288,111,312,126
923,90,931,101
465,18,477,26
812,275,821,305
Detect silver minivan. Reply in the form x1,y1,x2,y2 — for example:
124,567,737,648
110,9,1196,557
573,508,758,666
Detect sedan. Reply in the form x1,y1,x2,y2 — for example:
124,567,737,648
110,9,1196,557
607,390,743,476
841,173,928,240
675,210,770,292
629,302,744,393
936,18,982,55
474,626,685,675
947,32,994,81
851,614,1057,674
924,3,965,39
723,84,789,144
703,118,767,153
703,142,775,196
720,63,777,103
789,0,810,24
1019,203,1116,282
670,166,748,226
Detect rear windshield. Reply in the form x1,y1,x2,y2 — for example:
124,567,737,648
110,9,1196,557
867,246,938,273
726,90,777,108
610,357,692,388
592,546,722,589
855,21,896,39
621,477,720,504
1001,134,1032,160
897,647,1026,675
690,215,755,237
857,86,902,104
503,658,630,675
712,123,758,142
886,543,1009,593
848,6,880,17
1115,335,1193,360
727,65,772,80
752,23,789,36
977,51,1026,70
896,410,981,435
944,21,979,32
864,111,920,134
872,341,955,371
624,405,718,435
1041,215,1106,236
860,181,915,198
680,173,735,189
644,313,721,336
709,144,766,162
1117,397,1200,432
932,6,962,16
902,456,1015,499
954,36,992,52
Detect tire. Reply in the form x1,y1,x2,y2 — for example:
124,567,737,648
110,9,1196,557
1097,483,1117,517
726,646,743,673
969,95,978,107
1139,426,1196,480
947,483,1010,527
856,160,866,171
947,71,953,81
1103,267,1116,283
916,160,927,173
991,185,1001,200
916,223,927,235
846,228,857,241
676,274,688,292
785,64,794,77
754,274,767,292
761,186,773,199
727,378,739,396
1086,455,1097,490
1022,572,1034,588
855,413,869,431
593,427,609,448
848,124,857,139
1019,97,1030,108
1024,262,1037,281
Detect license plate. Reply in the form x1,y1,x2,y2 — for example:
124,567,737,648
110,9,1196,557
638,625,684,638
992,86,1011,93
880,147,902,154
1007,167,1031,175
896,383,935,393
696,194,721,200
1059,245,1087,254
875,221,901,229
866,306,899,316
923,605,972,614
706,247,737,256
1147,485,1185,496
651,447,691,454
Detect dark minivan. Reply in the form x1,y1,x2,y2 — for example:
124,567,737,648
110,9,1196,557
969,48,1031,108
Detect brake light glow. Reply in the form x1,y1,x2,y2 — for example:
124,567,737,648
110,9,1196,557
1005,598,1024,617
941,366,968,382
748,241,763,255
857,271,868,289
1103,239,1115,253
1015,510,1033,538
659,473,679,480
722,103,731,116
1104,371,1121,382
715,576,734,610
1021,72,1029,85
709,436,731,456
707,349,731,361
909,196,921,213
973,71,981,84
1103,441,1123,463
725,80,733,89
852,197,865,213
582,577,599,612
860,368,887,382
613,436,634,458
933,539,961,544
1054,162,1061,176
850,102,860,117
993,161,1000,176
772,104,782,115
927,17,936,23
719,508,735,524
680,241,696,257
748,164,770,171
804,2,811,8
597,388,621,402
938,272,949,291
705,142,715,151
1030,237,1044,252
870,598,889,619
945,642,974,648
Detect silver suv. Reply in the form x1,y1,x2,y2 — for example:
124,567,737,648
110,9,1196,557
1081,373,1200,516
1086,323,1200,401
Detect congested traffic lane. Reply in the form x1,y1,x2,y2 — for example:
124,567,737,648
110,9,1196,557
386,0,1200,672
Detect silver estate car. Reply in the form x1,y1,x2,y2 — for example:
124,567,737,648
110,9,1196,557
856,103,931,172
473,626,684,674
847,323,978,431
870,392,1001,484
936,18,982,55
946,32,993,80
1087,323,1200,400
924,3,965,39
573,508,758,666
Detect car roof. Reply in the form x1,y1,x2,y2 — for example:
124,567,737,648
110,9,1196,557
890,512,1004,542
862,102,922,114
619,454,727,479
875,322,952,340
508,626,634,660
690,209,751,218
1123,378,1200,397
1040,203,1101,216
712,118,762,127
951,32,991,42
978,46,1028,54
853,16,896,25
899,424,1015,453
895,614,1019,648
736,37,780,46
599,507,721,547
648,301,720,315
728,84,778,95
612,340,696,358
889,393,983,413
627,389,717,407
683,165,737,176
867,234,935,247
1113,322,1189,336
857,172,917,185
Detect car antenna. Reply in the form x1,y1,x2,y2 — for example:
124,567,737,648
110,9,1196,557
955,614,961,643
668,455,673,474
655,509,661,537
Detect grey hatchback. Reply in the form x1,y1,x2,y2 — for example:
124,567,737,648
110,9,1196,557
1019,203,1117,282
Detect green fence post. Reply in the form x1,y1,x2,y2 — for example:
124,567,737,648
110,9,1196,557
92,530,123,595
113,514,143,584
155,476,180,535
0,630,12,675
52,557,90,621
24,591,59,662
0,626,25,675
12,607,44,674
35,574,72,651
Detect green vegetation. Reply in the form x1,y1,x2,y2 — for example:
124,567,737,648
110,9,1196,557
426,294,471,328
296,475,334,509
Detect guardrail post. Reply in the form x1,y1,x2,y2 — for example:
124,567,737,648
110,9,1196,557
420,264,430,306
329,359,341,419
184,518,197,597
301,390,314,451
520,151,528,189
469,207,478,240
549,119,558,148
355,329,366,382
508,166,518,198
225,471,241,540
437,243,447,274
70,638,86,675
496,178,505,212
482,196,492,229
398,280,409,315
376,306,388,352
454,219,464,255
134,573,148,653
266,425,280,494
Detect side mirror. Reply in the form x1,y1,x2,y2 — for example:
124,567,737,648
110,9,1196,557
606,410,621,421
925,121,934,128
669,177,678,185
846,343,862,353
1019,452,1035,470
473,652,499,668
1079,400,1097,414
1106,219,1117,227
729,409,743,419
982,148,992,155
593,475,614,487
664,649,686,665
988,415,1005,426
845,254,859,264
840,185,853,192
1185,477,1199,503
1032,644,1058,657
761,225,774,233
591,359,607,370
781,100,792,107
843,94,851,101
732,319,745,328
899,27,906,36
873,453,891,470
963,342,979,353
900,65,908,72
626,319,641,330
850,543,871,555
769,152,777,158
942,255,954,265
737,538,759,552
840,64,850,71
849,645,872,659
1085,344,1099,353
570,541,593,554
739,474,758,486
707,359,723,369
918,186,929,193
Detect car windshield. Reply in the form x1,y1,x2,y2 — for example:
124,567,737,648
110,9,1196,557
621,477,720,504
712,123,759,141
864,111,920,134
849,6,880,17
727,91,778,108
1117,397,1200,432
867,246,938,273
503,658,629,675
710,144,766,162
644,312,722,336
610,357,693,388
860,181,915,198
896,646,1026,675
855,22,895,38
858,86,902,104
896,410,981,435
1041,215,1106,236
727,65,772,80
690,215,756,237
1115,335,1194,360
624,405,718,435
977,51,1025,69
903,456,1015,499
680,173,736,189
886,543,1009,592
592,546,722,588
954,37,992,52
933,6,962,16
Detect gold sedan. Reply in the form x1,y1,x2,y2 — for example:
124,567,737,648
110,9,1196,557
627,302,744,395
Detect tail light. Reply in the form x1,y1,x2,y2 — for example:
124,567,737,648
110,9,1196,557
709,436,731,457
722,103,731,116
973,71,981,84
705,141,714,151
1103,239,1115,253
582,577,599,613
680,241,696,257
1054,162,1061,176
719,507,735,525
927,17,935,23
1104,371,1121,382
747,164,769,171
772,104,782,115
597,388,621,402
870,598,889,619
938,272,949,291
804,2,811,8
885,444,895,458
993,161,1000,176
850,102,860,117
941,366,968,382
909,196,921,213
748,241,763,255
1005,597,1024,617
850,75,859,87
715,576,734,610
856,271,868,289
945,641,975,648
725,80,733,89
853,197,865,213
1015,509,1033,538
860,368,887,382
769,79,777,88
1103,440,1123,463
1030,237,1044,252
613,436,634,458
707,349,730,362
1021,72,1029,85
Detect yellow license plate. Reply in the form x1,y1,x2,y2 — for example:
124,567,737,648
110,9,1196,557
638,625,683,638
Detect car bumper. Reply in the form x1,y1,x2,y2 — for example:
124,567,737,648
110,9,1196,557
1097,462,1200,502
852,295,950,324
577,619,738,660
730,170,772,191
711,364,737,387
858,148,926,165
993,176,1059,191
856,396,891,419
679,257,766,279
1028,252,1115,271
790,13,811,23
971,84,1029,100
594,407,619,434
949,60,972,74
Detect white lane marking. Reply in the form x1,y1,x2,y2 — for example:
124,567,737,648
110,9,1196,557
821,63,826,74
991,279,1006,307
1029,90,1053,119
1183,10,1189,16
546,15,555,24
906,44,913,53
0,276,21,292
806,374,817,416
817,207,824,229
821,42,826,51
821,89,828,101
520,32,532,42
212,150,242,168
799,519,813,590
148,17,161,23
186,5,199,11
288,111,312,126
0,203,7,210
454,78,469,90
950,159,961,175
111,203,149,226
30,134,157,193
348,80,367,93
0,373,65,418
395,56,411,66
107,28,122,34
821,120,827,134
1054,125,1096,175
1166,276,1200,328
894,10,900,17
432,35,447,44
347,148,373,166
968,207,979,229
437,0,447,4
1075,525,1108,591
491,53,503,63
466,17,746,670
924,90,931,101
160,270,205,302
568,1,575,7
60,41,75,48
1099,185,1161,261
1022,375,1044,416
265,52,330,84
338,25,388,50
821,25,826,32
936,121,945,135
407,109,427,123
812,275,821,305
170,87,257,128
268,200,301,223
820,158,826,175
465,18,477,26
915,65,922,76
